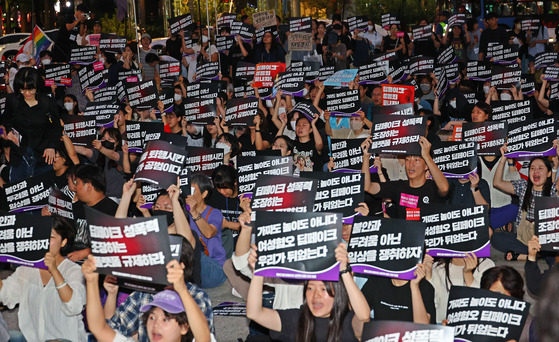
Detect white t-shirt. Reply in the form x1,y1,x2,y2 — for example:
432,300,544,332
186,44,218,83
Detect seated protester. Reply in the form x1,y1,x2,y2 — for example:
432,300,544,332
235,110,272,152
0,216,87,342
270,135,295,157
324,110,371,139
84,256,213,342
290,115,324,172
361,136,450,219
61,94,80,121
74,128,126,200
433,87,469,126
246,243,371,341
158,102,203,147
186,173,227,288
52,144,78,189
70,164,119,261
253,31,286,64
215,133,240,167
424,254,495,323
202,118,222,148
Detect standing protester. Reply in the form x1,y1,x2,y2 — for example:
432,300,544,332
53,4,88,62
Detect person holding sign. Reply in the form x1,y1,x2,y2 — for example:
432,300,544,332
246,243,371,341
0,216,87,342
381,24,407,58
253,31,286,64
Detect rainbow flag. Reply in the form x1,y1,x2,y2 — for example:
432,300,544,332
15,25,53,65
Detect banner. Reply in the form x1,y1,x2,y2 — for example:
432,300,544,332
361,321,454,342
70,46,97,64
83,101,120,127
323,69,358,87
168,13,194,35
325,88,361,116
466,61,492,81
78,63,106,91
535,197,559,252
369,115,426,155
126,80,158,110
274,71,306,96
331,138,375,173
251,175,317,212
370,103,414,116
491,100,532,125
447,286,530,342
183,146,224,177
44,64,72,86
253,63,286,88
505,118,556,158
238,155,293,195
125,121,164,153
0,213,53,268
358,61,389,84
253,10,276,29
254,210,342,280
134,140,188,189
381,84,415,106
48,186,74,220
432,142,477,178
5,171,53,212
183,98,216,125
491,63,521,90
63,115,97,146
462,121,507,156
348,216,426,280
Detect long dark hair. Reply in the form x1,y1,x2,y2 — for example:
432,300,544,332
296,280,349,342
97,128,122,170
480,266,525,300
536,266,559,342
521,157,553,213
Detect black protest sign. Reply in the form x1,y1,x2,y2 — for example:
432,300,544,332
542,66,559,81
216,36,235,52
255,26,278,44
487,43,519,64
235,62,256,80
274,71,305,96
408,56,434,76
125,121,164,153
225,98,259,126
252,175,317,212
437,46,457,65
116,81,127,102
0,62,5,87
157,88,175,115
217,13,237,27
301,172,364,224
183,98,216,125
491,63,521,90
126,80,158,110
289,101,321,121
139,168,190,210
5,171,54,212
432,141,477,178
78,63,106,91
0,214,53,268
462,121,508,156
434,66,449,98
535,52,559,70
358,61,389,84
44,64,72,86
447,286,530,342
370,103,414,116
412,24,433,40
290,60,321,81
325,88,361,116
237,155,293,196
168,13,194,35
231,21,255,41
183,146,224,177
289,17,312,33
369,115,426,155
317,66,336,82
254,210,342,280
381,13,399,29
196,62,220,80
505,118,556,158
348,216,425,280
186,80,226,99
118,69,142,83
387,60,407,83
422,204,489,257
373,51,399,63
63,115,97,146
83,101,120,127
362,321,455,342
462,90,479,107
535,197,559,251
444,63,460,83
521,19,540,31
134,140,188,189
86,207,172,285
70,46,97,64
466,61,492,81
331,138,375,173
348,16,368,31
448,14,466,28
551,81,559,100
99,33,127,52
491,100,532,125
48,186,74,220
158,56,180,84
521,74,536,95
94,85,119,103
0,95,6,114
213,302,247,317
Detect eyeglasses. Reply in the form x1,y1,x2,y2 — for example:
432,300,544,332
20,88,36,94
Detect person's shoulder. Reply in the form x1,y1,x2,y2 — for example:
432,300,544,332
186,282,211,300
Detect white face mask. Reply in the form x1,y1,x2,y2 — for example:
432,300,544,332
202,35,209,43
266,100,274,108
357,32,365,38
174,94,182,102
483,86,490,94
302,88,309,97
215,142,231,154
41,58,51,65
449,100,457,108
419,84,431,93
368,25,374,31
350,120,363,131
64,102,74,111
500,93,512,101
290,121,297,131
278,107,286,115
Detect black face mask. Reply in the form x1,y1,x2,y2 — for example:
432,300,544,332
101,140,115,150
152,210,175,226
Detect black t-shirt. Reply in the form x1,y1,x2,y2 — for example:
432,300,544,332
53,15,81,62
293,139,322,172
377,179,445,219
479,26,509,56
361,276,436,324
72,197,119,251
207,192,241,223
413,34,438,57
270,308,358,342
166,38,183,62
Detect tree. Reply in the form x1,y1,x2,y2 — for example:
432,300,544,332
355,0,437,27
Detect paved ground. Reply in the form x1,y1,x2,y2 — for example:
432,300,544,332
0,246,546,341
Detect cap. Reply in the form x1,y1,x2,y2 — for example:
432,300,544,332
141,33,152,40
140,290,185,314
16,54,29,63
328,31,339,45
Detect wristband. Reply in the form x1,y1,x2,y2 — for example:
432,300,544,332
471,187,479,192
255,130,261,132
553,168,558,173
339,264,352,275
192,214,202,222
56,282,67,290
508,162,515,166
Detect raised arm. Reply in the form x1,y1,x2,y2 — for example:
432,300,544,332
311,114,323,153
361,137,381,195
168,182,196,249
420,137,449,197
410,264,431,324
115,179,136,218
493,144,515,195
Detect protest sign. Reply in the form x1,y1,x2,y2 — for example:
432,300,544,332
535,197,559,252
158,56,180,85
487,43,519,64
217,13,237,27
408,56,434,76
196,62,220,80
290,60,321,81
225,98,259,126
437,45,457,65
63,115,97,146
348,216,426,280
213,302,247,317
432,142,477,178
186,79,226,99
0,213,53,268
447,286,530,342
505,118,556,158
312,66,335,82
0,62,5,88
83,101,121,127
381,13,399,29
126,79,158,110
491,100,532,125
551,81,559,100
235,62,256,80
369,115,426,155
78,63,106,91
288,32,313,51
230,21,255,41
216,35,235,52
183,146,224,177
542,66,559,81
323,69,358,87
444,63,460,83
289,17,312,32
0,95,5,114
381,84,415,105
412,24,433,40
44,64,72,86
255,26,278,44
70,46,97,64
251,175,317,212
535,52,558,70
99,33,127,52
48,186,74,220
156,87,175,114
237,155,293,196
358,61,389,84
434,66,449,98
86,207,172,285
118,69,142,83
325,88,361,116
87,33,100,46
348,16,368,31
168,13,194,35
520,74,536,95
274,71,305,96
521,18,540,31
491,63,521,90
134,140,188,189
361,321,454,342
5,171,53,212
422,204,490,257
331,138,375,173
253,10,276,29
448,14,466,28
370,103,414,116
253,63,286,88
183,98,216,125
254,210,342,280
288,101,321,121
93,85,119,103
466,61,492,81
462,121,507,156
125,121,164,153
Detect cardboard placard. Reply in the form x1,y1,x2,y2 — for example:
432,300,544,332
78,63,106,91
99,33,127,52
83,101,120,127
361,321,454,342
462,121,508,156
348,216,426,279
134,140,188,189
237,155,293,196
0,213,53,268
432,141,477,179
252,10,276,30
331,138,375,173
63,115,97,146
447,286,530,342
288,32,313,51
412,24,433,41
358,61,389,84
520,74,536,95
370,103,414,116
48,186,74,220
225,98,259,126
216,36,235,52
183,146,224,177
254,210,342,280
487,43,519,64
288,101,321,121
125,121,164,153
253,63,286,88
93,86,119,103
183,98,216,125
348,16,368,31
289,17,312,33
70,46,97,64
274,71,306,96
325,88,361,116
126,79,158,110
86,207,172,285
369,115,425,155
168,13,194,35
5,171,54,212
44,64,72,86
466,61,492,81
381,84,415,106
235,62,257,80
491,100,532,125
186,79,226,99
323,69,359,87
505,118,556,158
491,63,521,90
535,197,559,252
251,175,317,212
217,13,237,27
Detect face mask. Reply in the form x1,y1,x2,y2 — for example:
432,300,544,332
202,35,209,43
419,84,431,93
449,100,457,108
101,140,115,150
500,93,512,101
41,58,51,65
357,32,365,38
290,121,297,131
350,120,363,131
302,88,309,97
152,210,175,226
64,102,74,111
174,94,182,102
278,107,286,115
216,142,231,155
368,25,374,31
483,86,490,94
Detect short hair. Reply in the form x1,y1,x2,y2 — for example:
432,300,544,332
486,12,498,20
103,51,117,65
215,133,240,158
241,14,249,22
74,164,106,193
39,50,53,58
474,101,492,118
14,67,39,95
125,42,138,55
56,145,74,167
272,135,295,154
141,308,192,342
480,266,525,300
64,94,78,104
190,172,213,203
220,26,231,34
145,53,160,64
76,4,88,12
212,165,238,191
52,215,75,255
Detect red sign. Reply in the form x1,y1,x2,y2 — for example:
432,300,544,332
60,77,72,86
93,61,104,71
44,79,54,86
381,84,415,106
169,65,180,73
252,63,286,88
